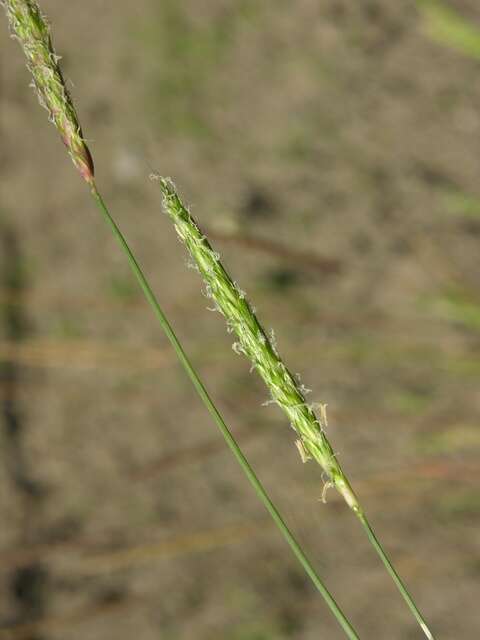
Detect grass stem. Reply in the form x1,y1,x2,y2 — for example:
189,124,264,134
358,513,435,640
91,187,360,640
157,177,436,640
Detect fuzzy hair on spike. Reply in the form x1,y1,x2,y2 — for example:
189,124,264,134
2,0,94,184
157,176,360,513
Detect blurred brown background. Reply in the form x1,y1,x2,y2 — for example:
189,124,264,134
1,1,479,638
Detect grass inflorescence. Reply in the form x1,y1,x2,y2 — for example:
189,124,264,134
2,0,94,184
156,177,360,510
3,1,436,638
2,1,362,637
156,177,436,640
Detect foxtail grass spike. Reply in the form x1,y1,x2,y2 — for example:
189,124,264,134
2,0,94,184
157,176,359,509
3,3,362,637
156,177,436,640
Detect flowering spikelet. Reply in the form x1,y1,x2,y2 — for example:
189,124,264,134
156,177,361,513
2,0,94,184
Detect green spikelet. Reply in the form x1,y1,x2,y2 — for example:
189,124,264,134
2,0,94,184
156,177,436,639
157,176,361,512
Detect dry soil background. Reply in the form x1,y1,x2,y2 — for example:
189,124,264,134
1,1,479,639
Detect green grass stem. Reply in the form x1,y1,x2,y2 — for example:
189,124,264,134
157,177,436,640
358,513,434,640
91,187,360,640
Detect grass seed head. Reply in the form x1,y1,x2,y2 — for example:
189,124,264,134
2,0,94,184
155,176,361,513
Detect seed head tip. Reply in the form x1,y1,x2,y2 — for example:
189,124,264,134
2,0,94,184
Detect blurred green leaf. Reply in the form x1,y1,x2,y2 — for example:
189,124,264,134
434,489,480,520
429,290,480,331
389,389,433,415
444,189,480,219
419,0,480,61
108,274,141,303
418,425,480,455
